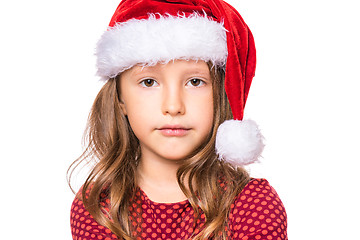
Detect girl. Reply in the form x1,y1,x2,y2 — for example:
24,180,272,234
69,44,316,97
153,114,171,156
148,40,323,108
69,0,288,239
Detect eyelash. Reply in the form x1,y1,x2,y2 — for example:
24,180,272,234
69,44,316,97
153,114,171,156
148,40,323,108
186,78,206,87
140,79,159,87
139,78,206,88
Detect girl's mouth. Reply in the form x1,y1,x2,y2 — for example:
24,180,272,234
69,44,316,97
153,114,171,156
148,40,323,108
157,125,191,137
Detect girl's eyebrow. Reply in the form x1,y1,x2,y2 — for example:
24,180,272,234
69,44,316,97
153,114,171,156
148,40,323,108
189,69,209,74
129,64,211,78
131,66,159,76
184,69,211,77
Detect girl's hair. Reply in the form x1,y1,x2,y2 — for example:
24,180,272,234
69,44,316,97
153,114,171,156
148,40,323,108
68,63,250,240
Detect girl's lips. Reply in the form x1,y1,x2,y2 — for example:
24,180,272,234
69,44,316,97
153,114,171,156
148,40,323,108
157,125,190,137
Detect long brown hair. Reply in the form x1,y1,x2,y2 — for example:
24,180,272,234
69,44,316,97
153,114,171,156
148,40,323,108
67,63,250,239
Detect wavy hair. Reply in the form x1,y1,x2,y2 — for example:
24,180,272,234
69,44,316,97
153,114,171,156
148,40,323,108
67,63,250,239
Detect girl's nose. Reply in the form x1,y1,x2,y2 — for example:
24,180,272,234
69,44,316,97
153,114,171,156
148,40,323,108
161,86,185,116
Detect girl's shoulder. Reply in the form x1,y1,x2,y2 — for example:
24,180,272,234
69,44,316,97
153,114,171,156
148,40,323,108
228,178,288,239
70,187,115,240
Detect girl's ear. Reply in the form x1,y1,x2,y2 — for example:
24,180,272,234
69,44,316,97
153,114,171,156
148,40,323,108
119,99,127,116
116,76,127,116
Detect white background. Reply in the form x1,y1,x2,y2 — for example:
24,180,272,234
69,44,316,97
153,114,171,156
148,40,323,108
0,0,359,239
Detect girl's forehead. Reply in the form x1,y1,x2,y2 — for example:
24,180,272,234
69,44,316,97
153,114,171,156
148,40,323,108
132,59,210,73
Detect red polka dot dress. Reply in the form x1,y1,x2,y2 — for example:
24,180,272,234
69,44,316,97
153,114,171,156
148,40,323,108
70,179,287,240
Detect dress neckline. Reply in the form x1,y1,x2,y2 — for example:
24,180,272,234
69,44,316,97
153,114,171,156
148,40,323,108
138,187,190,206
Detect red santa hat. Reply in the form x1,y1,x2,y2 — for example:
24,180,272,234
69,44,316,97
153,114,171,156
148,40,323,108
96,0,264,166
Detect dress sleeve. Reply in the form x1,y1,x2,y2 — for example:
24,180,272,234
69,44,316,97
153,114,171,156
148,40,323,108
70,194,118,240
228,179,288,240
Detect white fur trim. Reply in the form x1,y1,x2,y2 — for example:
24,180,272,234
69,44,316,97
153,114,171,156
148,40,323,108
215,119,265,166
96,13,228,79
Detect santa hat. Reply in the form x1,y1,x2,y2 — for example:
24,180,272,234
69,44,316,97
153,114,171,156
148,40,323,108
96,0,264,166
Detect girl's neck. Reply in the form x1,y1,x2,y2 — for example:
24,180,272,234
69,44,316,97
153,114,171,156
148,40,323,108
136,155,188,203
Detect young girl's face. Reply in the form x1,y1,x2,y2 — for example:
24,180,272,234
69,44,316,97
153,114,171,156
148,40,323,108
119,60,214,163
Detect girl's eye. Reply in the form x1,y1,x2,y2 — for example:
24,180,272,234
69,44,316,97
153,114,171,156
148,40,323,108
140,79,158,87
187,78,205,87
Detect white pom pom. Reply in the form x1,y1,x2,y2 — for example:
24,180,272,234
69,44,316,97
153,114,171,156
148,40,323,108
215,119,265,166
